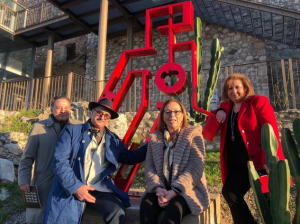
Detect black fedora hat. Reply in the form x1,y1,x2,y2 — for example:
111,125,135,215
88,98,119,119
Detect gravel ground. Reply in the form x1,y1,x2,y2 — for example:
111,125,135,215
4,212,26,224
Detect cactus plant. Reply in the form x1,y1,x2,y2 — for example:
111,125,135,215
281,118,300,224
248,124,291,224
187,17,223,124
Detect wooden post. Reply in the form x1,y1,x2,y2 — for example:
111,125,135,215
225,66,229,79
66,72,73,100
281,59,289,109
0,82,6,110
125,17,133,112
96,0,109,99
34,79,39,110
288,58,296,109
43,32,54,108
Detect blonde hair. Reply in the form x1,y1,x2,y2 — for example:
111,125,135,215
221,73,255,101
157,99,189,133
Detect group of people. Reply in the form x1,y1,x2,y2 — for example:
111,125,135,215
18,73,285,224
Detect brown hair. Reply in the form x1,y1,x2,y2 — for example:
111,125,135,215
51,96,71,108
157,99,189,133
221,73,255,101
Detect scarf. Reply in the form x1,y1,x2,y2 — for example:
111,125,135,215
163,128,180,183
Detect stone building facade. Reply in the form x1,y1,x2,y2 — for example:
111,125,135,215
15,0,300,110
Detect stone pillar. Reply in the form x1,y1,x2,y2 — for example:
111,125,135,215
43,32,54,107
96,0,108,100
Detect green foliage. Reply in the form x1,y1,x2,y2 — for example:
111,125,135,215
281,119,300,224
131,163,146,189
0,182,25,224
248,124,291,224
0,109,41,135
0,116,33,135
19,109,42,118
205,150,222,186
131,137,140,144
187,17,223,124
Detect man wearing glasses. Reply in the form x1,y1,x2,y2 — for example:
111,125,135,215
43,98,147,224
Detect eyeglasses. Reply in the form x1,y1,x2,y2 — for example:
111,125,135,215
93,109,111,120
163,110,182,116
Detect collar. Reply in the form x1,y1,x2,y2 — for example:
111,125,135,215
45,117,55,127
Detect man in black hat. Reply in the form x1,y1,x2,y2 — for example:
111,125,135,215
43,98,147,224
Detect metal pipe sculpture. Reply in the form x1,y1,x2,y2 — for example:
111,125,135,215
98,1,211,192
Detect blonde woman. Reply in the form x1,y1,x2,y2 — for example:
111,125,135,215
140,99,209,224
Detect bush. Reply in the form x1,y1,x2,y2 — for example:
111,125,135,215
0,109,41,135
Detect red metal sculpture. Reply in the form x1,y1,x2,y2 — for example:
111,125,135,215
99,1,210,192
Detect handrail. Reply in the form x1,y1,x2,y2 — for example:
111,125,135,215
15,1,65,31
0,2,16,33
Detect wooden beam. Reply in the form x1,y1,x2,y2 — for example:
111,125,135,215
61,0,88,9
46,0,96,34
109,0,143,29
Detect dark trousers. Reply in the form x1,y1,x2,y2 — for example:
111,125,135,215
140,192,191,224
222,165,256,224
86,191,125,224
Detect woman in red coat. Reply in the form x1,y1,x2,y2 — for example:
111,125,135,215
215,73,284,224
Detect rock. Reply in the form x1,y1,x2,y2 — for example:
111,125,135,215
0,158,15,183
0,187,10,201
12,158,20,166
4,212,26,224
20,117,39,123
3,144,22,156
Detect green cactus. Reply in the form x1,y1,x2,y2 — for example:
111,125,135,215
248,161,272,224
248,124,291,224
171,75,179,100
281,118,300,224
187,17,223,124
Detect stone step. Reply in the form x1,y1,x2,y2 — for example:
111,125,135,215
81,193,220,224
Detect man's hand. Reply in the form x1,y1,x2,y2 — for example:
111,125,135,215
74,185,96,203
19,183,30,193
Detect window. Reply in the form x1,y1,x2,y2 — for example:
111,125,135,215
66,43,76,61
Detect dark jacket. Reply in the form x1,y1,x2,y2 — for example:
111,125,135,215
42,120,147,224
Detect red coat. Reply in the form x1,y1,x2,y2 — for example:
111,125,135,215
217,95,284,184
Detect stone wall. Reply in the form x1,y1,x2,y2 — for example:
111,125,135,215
9,0,300,110
34,35,88,77
1,106,299,165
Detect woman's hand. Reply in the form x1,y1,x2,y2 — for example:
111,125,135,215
216,110,226,123
262,164,269,174
164,190,177,202
156,187,168,207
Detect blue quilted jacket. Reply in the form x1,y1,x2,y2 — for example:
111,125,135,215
42,120,147,224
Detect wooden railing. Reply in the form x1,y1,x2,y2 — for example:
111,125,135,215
0,58,299,112
14,1,65,31
0,2,16,33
